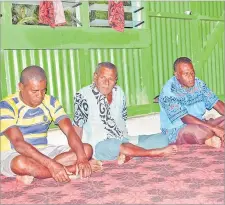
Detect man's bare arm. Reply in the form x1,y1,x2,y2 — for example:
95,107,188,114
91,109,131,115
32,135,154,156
181,114,224,139
213,100,225,116
58,118,91,178
73,126,83,139
4,127,70,182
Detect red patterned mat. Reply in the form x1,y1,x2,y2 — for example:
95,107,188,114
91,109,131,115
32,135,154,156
1,145,224,204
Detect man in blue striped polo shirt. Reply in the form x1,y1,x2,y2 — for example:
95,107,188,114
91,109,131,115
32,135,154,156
0,65,92,184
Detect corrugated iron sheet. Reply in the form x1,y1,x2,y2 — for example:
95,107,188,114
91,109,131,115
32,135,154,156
198,1,224,17
201,21,224,96
149,17,192,97
1,49,85,115
1,48,150,115
149,1,190,14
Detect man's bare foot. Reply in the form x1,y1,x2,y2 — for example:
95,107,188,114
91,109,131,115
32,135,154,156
64,166,80,180
64,159,103,180
68,174,80,180
89,159,103,172
205,136,221,148
150,145,178,157
16,175,34,185
117,154,132,165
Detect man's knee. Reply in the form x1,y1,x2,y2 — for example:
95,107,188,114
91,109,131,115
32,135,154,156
138,133,169,149
11,155,27,174
83,143,93,160
95,139,122,160
177,124,213,144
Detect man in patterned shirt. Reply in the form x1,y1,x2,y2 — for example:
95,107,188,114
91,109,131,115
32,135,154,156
159,57,224,147
0,66,92,184
73,62,177,164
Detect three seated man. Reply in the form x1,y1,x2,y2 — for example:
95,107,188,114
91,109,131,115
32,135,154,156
0,57,224,184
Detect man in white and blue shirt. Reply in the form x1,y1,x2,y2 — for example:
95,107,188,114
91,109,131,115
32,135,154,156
73,62,177,163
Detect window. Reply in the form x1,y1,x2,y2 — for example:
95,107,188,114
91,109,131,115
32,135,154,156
11,1,82,27
10,1,144,28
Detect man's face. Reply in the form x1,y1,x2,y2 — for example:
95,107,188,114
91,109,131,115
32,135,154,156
94,66,117,96
175,62,195,88
19,80,47,107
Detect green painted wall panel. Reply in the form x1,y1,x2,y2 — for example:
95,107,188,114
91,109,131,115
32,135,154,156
199,17,224,98
198,1,224,17
149,17,192,97
1,49,86,116
149,1,190,14
201,20,218,47
202,32,224,96
1,48,151,117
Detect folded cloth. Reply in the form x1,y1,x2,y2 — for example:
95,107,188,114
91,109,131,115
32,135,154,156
39,1,55,27
53,0,66,26
108,0,125,32
39,0,66,28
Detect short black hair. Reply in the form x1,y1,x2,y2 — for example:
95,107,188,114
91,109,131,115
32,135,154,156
95,62,118,77
173,57,192,71
20,65,47,84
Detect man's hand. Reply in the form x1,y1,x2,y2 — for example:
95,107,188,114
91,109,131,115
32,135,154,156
76,158,92,179
47,161,71,183
212,126,225,141
58,119,92,178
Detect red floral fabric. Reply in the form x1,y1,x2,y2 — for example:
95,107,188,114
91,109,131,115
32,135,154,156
108,0,125,32
39,1,66,28
39,1,55,27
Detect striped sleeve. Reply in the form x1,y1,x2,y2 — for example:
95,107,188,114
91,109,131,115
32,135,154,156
0,101,17,133
48,96,69,124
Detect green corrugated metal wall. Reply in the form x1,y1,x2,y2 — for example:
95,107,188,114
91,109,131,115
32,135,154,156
2,49,83,115
149,17,193,97
148,1,224,107
202,25,224,96
198,1,224,98
199,1,224,17
1,48,150,117
149,1,191,13
0,1,224,120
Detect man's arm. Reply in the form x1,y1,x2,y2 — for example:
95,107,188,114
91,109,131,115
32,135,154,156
213,100,225,116
73,126,83,139
183,81,224,140
181,114,224,140
58,118,91,178
4,127,70,182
